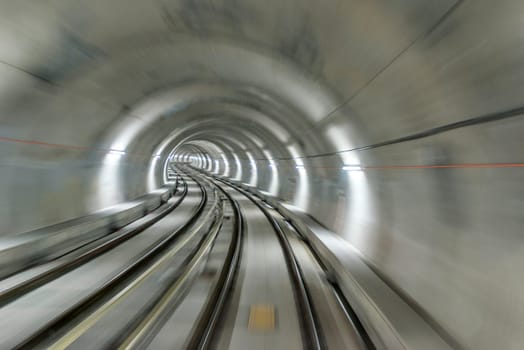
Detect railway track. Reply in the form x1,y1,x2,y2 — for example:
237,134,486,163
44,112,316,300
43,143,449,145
0,168,370,350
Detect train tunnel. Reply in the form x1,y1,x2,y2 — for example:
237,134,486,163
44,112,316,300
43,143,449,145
0,1,522,349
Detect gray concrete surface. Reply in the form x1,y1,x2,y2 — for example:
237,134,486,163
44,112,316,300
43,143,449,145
214,186,303,350
0,1,523,348
0,180,203,349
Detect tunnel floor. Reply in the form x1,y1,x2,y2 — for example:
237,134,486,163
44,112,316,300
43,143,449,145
0,168,369,349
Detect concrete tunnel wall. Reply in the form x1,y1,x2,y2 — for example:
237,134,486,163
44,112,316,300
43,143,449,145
1,1,524,348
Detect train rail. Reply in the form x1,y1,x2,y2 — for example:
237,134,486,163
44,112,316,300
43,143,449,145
0,168,370,350
210,174,322,350
0,178,189,307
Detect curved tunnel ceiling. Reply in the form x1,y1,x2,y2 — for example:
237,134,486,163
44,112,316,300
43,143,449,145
2,1,524,348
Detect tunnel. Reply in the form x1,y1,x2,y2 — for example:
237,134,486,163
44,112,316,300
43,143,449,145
0,1,522,349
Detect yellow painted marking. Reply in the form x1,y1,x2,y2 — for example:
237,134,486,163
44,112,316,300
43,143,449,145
248,304,275,331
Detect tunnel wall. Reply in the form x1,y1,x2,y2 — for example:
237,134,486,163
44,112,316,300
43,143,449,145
0,82,122,234
1,1,524,349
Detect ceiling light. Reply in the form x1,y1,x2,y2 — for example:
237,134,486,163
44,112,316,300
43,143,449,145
342,165,362,171
108,149,126,156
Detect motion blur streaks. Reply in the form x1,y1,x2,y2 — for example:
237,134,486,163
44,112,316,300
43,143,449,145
0,1,523,349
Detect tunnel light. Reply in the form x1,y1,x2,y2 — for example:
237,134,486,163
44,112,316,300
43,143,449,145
295,164,305,169
108,149,126,156
342,165,363,172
